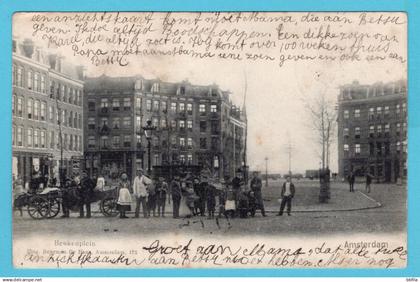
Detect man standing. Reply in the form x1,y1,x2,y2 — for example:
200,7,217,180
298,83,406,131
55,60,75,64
365,172,372,193
348,171,355,192
170,175,182,218
250,171,266,217
231,170,244,214
278,176,295,216
78,171,95,218
133,169,151,218
194,177,207,216
156,177,168,217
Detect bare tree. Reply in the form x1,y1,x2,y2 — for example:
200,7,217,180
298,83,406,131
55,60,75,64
304,93,337,170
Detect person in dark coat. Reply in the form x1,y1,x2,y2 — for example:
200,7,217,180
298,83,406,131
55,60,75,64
237,189,250,218
194,177,207,216
78,171,95,218
231,172,244,211
206,183,217,219
170,176,182,218
278,176,295,216
247,190,257,217
365,172,372,193
348,171,355,192
61,178,74,218
147,181,157,217
250,171,266,217
156,177,168,217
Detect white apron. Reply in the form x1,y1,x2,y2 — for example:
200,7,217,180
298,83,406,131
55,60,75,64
117,188,132,206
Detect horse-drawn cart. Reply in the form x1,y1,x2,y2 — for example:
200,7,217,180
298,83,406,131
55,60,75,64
14,186,119,220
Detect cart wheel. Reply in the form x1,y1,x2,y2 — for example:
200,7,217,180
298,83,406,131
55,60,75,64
27,196,49,220
101,198,119,217
46,198,60,218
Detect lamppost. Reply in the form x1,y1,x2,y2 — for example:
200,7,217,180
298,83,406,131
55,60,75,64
142,120,156,176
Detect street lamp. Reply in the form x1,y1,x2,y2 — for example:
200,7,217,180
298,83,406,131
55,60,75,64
142,120,156,176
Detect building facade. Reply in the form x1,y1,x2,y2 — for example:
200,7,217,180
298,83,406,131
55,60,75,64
12,38,84,184
337,80,407,183
83,75,246,181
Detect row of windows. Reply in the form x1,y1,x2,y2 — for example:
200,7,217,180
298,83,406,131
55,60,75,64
343,103,407,119
12,65,82,107
343,142,407,155
12,95,82,129
12,125,82,152
343,123,407,138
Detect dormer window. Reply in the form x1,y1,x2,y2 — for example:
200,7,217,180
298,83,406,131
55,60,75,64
151,83,160,93
179,86,186,95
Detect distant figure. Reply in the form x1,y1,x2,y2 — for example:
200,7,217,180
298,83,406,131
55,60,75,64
365,172,373,193
78,171,95,218
206,183,217,219
133,169,151,218
348,172,355,192
147,181,157,217
277,176,295,216
96,173,105,191
156,177,168,217
170,175,182,218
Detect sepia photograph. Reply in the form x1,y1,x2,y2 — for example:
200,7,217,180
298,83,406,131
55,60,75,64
11,11,407,268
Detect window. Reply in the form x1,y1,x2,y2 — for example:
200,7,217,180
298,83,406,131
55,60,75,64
69,135,74,151
73,112,77,128
344,144,349,152
62,109,66,126
402,103,407,113
161,101,167,112
369,107,374,120
112,99,120,111
49,106,54,121
369,125,375,137
179,154,185,163
153,100,159,111
100,136,109,149
112,117,120,129
88,136,96,148
100,117,108,128
179,103,185,112
343,128,349,137
180,137,185,147
151,83,160,93
154,154,160,166
384,123,390,134
123,97,131,110
384,106,390,115
12,95,15,115
377,125,382,135
355,144,361,155
376,107,382,115
369,143,374,156
12,126,15,146
187,138,193,148
41,75,45,93
40,102,46,121
88,117,95,130
211,104,217,113
179,120,185,129
34,100,39,120
354,109,360,118
17,126,23,146
187,154,193,163
146,100,152,111
34,72,39,92
27,128,33,147
100,98,109,109
354,127,360,138
187,120,193,130
199,104,206,115
40,130,46,148
200,121,207,132
211,137,218,150
88,101,95,111
27,98,33,119
34,129,39,148
161,119,167,128
27,70,33,89
211,120,219,134
200,138,207,149
136,116,141,130
136,97,141,109
396,141,401,153
17,97,23,117
123,135,131,147
17,67,23,87
396,104,401,114
179,86,186,95
49,131,54,149
171,102,177,112
343,110,349,119
153,117,159,127
112,136,120,148
171,120,177,129
376,142,382,155
12,65,16,86
187,103,193,115
123,117,131,128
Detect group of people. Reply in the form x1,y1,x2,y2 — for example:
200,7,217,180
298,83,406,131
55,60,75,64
13,169,298,219
347,171,373,193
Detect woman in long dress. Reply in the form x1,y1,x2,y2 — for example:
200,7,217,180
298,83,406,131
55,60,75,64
117,173,132,218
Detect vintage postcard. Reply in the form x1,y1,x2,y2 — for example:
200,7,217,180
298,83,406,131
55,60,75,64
11,11,407,268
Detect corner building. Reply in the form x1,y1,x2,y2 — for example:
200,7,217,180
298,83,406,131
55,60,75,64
84,75,246,181
337,80,407,183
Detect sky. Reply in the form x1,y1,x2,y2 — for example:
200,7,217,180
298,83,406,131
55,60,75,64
12,12,407,174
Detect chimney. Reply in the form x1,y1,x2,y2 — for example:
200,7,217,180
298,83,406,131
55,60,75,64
22,39,34,58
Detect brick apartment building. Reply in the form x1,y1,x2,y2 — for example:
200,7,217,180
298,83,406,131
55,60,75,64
12,38,84,184
83,75,246,181
337,80,407,183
